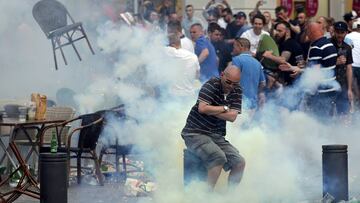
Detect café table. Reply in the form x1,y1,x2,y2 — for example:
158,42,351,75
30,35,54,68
0,118,65,168
0,118,66,202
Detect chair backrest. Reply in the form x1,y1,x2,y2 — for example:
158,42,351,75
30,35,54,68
32,0,69,35
46,106,75,121
44,106,75,143
78,113,103,150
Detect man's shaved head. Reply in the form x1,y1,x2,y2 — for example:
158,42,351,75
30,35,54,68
224,65,241,81
307,22,324,42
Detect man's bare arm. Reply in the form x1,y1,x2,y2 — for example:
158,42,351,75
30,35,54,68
198,48,209,64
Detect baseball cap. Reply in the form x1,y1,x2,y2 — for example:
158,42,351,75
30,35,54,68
333,21,348,31
343,10,357,22
234,11,246,19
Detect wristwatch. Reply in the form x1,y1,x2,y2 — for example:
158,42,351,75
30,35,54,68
223,105,229,112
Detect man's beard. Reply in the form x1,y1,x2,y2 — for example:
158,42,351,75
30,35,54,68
275,35,286,45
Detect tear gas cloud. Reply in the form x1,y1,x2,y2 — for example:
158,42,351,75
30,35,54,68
87,22,360,202
2,1,360,202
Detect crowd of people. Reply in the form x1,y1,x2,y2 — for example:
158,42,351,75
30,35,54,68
131,0,360,122
132,0,360,190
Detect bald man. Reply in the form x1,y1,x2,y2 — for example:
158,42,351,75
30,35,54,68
181,65,245,190
306,22,338,117
281,22,338,118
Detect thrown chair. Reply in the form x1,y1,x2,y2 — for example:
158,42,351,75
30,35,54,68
32,0,95,70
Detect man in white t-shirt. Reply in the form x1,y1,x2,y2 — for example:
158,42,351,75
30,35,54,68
165,34,200,96
345,19,360,102
240,13,269,55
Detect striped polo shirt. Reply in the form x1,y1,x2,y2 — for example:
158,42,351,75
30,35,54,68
182,77,242,137
307,37,338,93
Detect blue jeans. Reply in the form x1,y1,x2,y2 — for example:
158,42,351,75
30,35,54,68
335,89,350,115
307,91,337,119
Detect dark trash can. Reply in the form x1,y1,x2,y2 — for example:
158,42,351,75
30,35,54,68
183,149,207,186
39,152,68,203
322,145,348,202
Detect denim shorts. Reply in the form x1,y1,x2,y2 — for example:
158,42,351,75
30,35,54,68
182,132,245,171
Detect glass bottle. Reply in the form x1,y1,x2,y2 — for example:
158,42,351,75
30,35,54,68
50,130,58,153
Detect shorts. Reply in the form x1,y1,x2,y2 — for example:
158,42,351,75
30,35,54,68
182,132,245,171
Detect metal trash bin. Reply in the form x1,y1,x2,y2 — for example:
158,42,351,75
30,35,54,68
39,152,68,203
322,145,348,202
183,149,207,186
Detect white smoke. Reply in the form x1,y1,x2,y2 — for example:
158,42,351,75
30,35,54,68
82,20,360,202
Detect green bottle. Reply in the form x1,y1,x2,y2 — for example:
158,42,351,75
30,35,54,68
50,130,58,153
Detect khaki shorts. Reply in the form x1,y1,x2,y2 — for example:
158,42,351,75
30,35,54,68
182,132,245,171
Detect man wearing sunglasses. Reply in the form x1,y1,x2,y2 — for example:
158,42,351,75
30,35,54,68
181,65,245,190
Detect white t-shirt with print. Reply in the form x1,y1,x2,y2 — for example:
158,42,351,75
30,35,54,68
240,29,270,54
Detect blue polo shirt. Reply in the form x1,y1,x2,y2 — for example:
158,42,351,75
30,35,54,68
232,52,265,109
194,36,219,82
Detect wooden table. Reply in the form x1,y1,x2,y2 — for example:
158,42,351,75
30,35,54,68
0,118,65,167
0,118,65,202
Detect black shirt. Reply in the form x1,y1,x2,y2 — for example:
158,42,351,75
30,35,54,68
330,38,353,88
279,38,304,85
225,21,242,39
211,40,233,73
182,77,242,136
279,38,304,66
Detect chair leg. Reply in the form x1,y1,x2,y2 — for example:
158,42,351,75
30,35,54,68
115,148,120,173
51,38,58,70
55,37,68,66
80,25,95,55
77,155,81,184
98,150,104,168
66,32,82,61
122,154,127,180
67,156,71,187
91,150,104,186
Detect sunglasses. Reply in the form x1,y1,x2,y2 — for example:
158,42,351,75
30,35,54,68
225,79,239,86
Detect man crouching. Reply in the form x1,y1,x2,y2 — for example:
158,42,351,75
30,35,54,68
181,65,245,190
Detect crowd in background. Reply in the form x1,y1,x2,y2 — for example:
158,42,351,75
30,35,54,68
111,0,360,122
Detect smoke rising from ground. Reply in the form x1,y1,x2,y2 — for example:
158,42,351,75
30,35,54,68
88,21,360,202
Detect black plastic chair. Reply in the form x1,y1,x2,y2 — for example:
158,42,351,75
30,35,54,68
32,0,95,70
67,113,104,185
39,112,104,186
